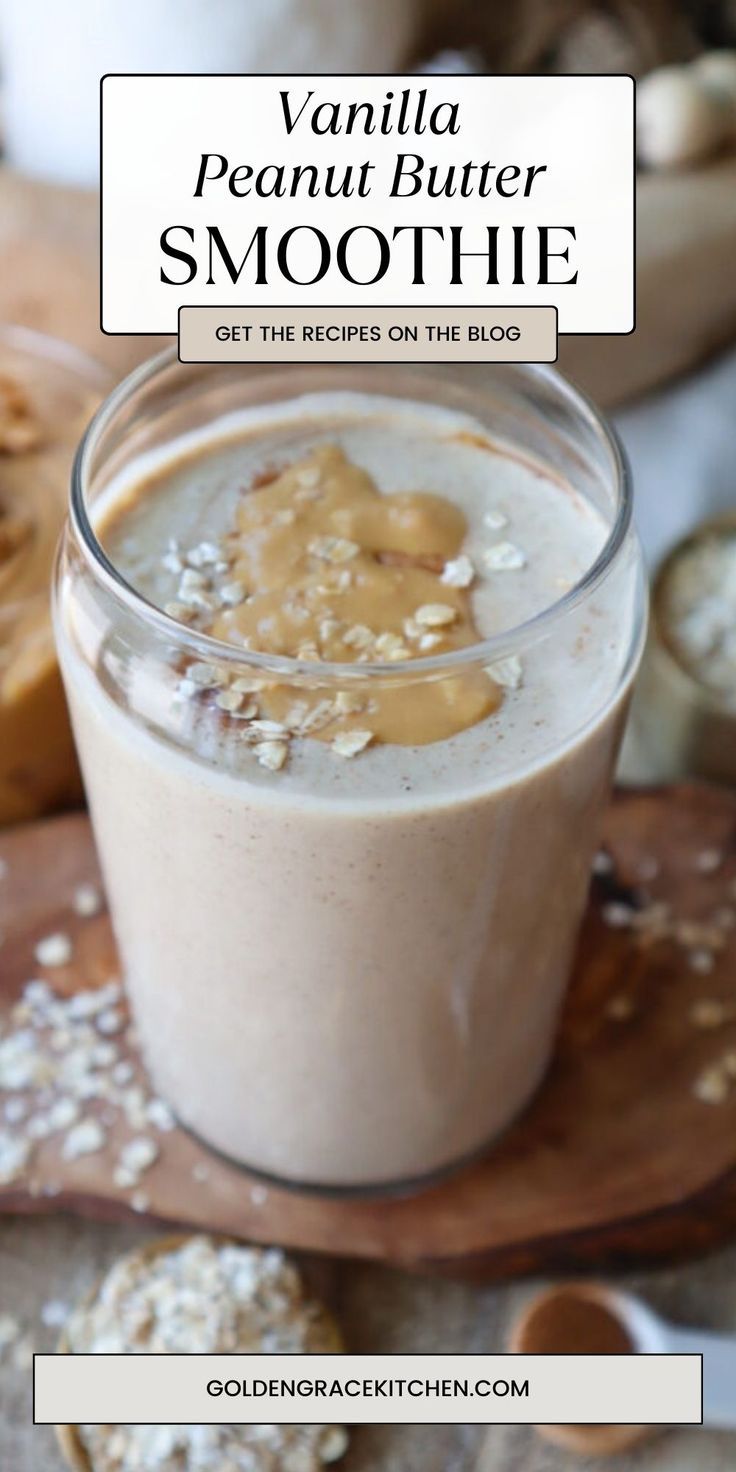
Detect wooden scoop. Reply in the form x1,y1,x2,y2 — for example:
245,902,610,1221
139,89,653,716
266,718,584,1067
505,1280,736,1457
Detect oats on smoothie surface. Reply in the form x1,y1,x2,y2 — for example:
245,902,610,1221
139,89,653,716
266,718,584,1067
441,553,475,588
486,655,523,690
101,438,518,769
483,508,508,530
413,603,457,628
332,730,374,758
483,541,526,571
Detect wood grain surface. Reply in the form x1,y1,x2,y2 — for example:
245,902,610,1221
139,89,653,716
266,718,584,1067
2,784,736,1280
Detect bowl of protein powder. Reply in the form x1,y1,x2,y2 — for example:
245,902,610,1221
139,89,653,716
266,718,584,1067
634,514,736,784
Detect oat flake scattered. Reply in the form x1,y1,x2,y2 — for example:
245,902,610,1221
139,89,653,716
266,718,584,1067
186,662,223,689
691,999,728,1029
255,740,289,772
73,883,103,918
11,1336,33,1371
334,691,364,716
146,1098,175,1132
331,730,373,758
219,579,247,607
484,509,508,530
483,541,526,571
62,1118,106,1161
97,1008,124,1036
693,1067,729,1105
40,1300,68,1330
602,902,635,929
441,554,475,589
34,932,72,968
689,948,715,975
117,1136,159,1181
308,535,359,564
0,1314,19,1352
0,1131,31,1184
413,603,457,628
486,655,523,691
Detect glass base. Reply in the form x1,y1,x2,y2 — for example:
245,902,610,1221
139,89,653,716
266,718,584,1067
172,1068,548,1202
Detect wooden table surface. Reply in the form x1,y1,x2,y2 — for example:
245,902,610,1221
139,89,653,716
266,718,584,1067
3,1213,736,1471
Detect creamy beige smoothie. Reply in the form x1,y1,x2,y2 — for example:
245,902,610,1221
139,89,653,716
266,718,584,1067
56,378,644,1189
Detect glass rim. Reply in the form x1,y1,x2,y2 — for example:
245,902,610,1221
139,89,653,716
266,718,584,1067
69,349,635,682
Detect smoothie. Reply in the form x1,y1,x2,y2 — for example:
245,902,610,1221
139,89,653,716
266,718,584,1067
56,383,644,1188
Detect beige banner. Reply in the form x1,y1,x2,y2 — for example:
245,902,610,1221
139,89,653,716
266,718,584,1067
35,1351,700,1426
178,306,557,364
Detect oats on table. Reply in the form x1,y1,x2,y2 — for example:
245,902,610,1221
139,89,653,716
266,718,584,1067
0,1130,31,1184
63,1118,106,1160
73,883,103,918
0,1313,20,1352
691,999,729,1029
34,932,72,967
40,1300,69,1329
602,902,635,929
693,1065,730,1105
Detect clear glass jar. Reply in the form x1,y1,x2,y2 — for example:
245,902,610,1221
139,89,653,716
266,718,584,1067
54,356,647,1193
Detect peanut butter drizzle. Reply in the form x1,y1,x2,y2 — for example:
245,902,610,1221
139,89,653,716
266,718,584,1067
209,444,499,746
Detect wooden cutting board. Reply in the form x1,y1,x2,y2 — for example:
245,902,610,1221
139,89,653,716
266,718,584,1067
2,784,736,1281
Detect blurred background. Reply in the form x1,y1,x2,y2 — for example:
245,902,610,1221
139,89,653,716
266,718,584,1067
2,4,736,1471
3,0,736,822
